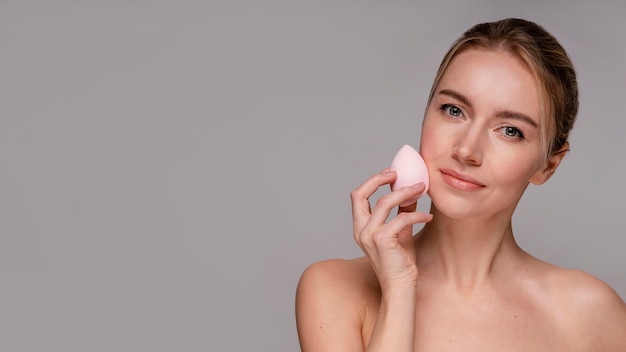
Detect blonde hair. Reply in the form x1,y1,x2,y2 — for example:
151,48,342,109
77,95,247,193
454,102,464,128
427,18,578,164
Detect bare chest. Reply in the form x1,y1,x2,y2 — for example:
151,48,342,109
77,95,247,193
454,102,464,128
412,303,563,351
361,291,578,351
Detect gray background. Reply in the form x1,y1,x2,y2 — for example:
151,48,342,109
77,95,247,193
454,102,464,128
1,1,624,351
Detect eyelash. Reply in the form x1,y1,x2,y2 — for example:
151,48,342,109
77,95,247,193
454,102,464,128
499,126,525,140
439,104,464,119
438,104,526,141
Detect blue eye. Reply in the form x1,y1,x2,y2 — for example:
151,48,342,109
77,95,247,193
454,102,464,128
440,104,463,118
501,126,525,140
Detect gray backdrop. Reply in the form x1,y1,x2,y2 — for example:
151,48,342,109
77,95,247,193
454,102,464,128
1,1,624,351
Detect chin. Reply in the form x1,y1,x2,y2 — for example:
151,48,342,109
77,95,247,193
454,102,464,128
431,201,483,220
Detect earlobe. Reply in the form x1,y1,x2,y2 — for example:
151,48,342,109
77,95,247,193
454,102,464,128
529,142,570,185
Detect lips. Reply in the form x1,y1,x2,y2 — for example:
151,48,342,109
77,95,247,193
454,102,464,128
440,168,486,191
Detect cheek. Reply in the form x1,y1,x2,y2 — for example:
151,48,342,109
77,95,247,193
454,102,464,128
419,116,443,161
490,152,542,186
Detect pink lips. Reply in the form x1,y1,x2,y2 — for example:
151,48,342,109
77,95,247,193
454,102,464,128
440,169,485,191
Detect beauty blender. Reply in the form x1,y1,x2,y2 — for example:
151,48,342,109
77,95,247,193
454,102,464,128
389,144,430,206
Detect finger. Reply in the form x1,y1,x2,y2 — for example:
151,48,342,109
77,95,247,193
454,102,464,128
351,169,396,229
362,210,431,253
385,211,434,240
397,199,418,237
368,183,426,227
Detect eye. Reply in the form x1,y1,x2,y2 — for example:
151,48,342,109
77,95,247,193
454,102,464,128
500,126,525,140
440,104,464,118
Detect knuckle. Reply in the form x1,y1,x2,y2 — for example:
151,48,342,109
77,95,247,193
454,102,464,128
396,212,412,221
359,229,375,248
395,212,418,225
371,232,390,248
350,188,362,202
375,194,393,208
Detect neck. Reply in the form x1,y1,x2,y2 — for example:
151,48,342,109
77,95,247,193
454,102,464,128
415,205,524,293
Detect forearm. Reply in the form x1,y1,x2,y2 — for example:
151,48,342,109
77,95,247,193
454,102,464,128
366,285,417,352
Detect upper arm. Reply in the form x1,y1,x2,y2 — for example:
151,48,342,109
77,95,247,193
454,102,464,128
560,272,626,350
295,259,367,352
586,283,626,350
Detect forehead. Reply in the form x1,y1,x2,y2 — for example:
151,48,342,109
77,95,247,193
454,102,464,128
436,48,541,121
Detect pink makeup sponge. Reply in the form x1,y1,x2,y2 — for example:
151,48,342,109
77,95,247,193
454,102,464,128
390,144,429,206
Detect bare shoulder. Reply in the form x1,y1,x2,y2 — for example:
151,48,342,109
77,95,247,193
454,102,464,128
545,265,625,314
295,257,378,351
539,263,626,349
298,256,378,291
295,256,379,315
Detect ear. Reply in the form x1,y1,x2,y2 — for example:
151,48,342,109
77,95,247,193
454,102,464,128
529,142,569,185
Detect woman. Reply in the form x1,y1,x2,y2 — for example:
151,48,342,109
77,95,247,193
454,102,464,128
296,18,626,351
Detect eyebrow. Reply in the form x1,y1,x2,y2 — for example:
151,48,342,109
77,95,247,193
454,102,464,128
437,89,539,128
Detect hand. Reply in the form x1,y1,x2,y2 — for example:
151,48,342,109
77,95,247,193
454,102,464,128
351,169,433,290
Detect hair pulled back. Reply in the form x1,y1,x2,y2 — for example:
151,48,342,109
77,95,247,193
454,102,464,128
428,18,578,162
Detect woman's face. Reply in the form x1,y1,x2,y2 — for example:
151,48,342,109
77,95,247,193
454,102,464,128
420,48,549,220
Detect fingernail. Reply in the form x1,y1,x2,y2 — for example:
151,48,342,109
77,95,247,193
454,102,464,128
382,169,395,175
411,182,425,188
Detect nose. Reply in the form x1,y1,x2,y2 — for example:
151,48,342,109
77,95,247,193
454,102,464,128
451,125,483,166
